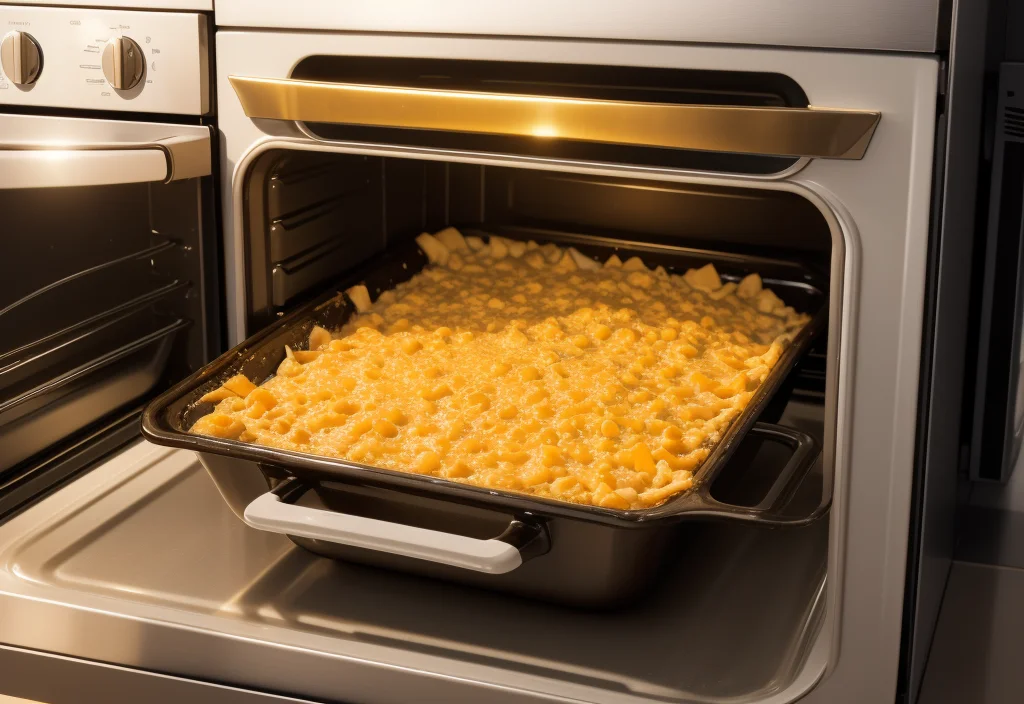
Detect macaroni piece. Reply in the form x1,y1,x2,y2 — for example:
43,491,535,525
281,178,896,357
191,229,811,510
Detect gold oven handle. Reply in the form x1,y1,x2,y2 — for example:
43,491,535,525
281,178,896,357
229,76,880,160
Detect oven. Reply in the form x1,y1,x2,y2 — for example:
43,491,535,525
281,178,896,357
0,4,215,498
208,28,939,703
0,2,990,704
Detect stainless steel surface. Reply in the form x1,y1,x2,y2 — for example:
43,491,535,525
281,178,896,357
0,439,829,704
918,561,1024,704
0,149,168,189
0,7,209,115
0,31,42,86
0,644,318,704
102,36,144,91
0,113,212,188
213,0,948,53
229,76,881,160
159,132,214,181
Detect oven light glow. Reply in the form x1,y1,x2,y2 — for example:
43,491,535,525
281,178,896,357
531,124,558,138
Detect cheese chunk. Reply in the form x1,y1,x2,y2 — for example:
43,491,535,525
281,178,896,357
684,263,723,292
435,226,469,252
416,232,450,265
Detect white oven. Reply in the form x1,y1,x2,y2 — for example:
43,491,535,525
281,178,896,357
0,1,991,703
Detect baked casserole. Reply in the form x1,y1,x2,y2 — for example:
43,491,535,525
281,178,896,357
191,228,811,510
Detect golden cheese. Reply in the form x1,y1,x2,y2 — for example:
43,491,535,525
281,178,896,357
191,230,810,510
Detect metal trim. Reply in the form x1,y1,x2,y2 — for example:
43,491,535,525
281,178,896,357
210,0,945,53
0,147,168,189
228,76,881,160
0,132,211,188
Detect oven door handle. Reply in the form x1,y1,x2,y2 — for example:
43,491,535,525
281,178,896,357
0,133,211,189
229,75,880,160
243,479,549,574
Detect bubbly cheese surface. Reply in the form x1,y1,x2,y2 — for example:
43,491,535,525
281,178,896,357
191,230,811,510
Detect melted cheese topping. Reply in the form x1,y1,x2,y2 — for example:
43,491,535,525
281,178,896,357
191,230,810,510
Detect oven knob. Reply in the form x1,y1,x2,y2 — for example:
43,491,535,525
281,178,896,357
102,36,144,91
0,31,43,86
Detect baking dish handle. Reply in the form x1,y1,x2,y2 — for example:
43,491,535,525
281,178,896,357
243,480,549,574
693,423,827,526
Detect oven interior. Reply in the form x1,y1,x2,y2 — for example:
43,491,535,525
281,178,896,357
0,176,218,509
230,146,839,697
243,150,831,403
241,147,834,508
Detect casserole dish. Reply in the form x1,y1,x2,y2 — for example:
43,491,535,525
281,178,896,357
143,231,831,606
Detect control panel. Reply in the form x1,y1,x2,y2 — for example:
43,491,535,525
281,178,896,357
0,6,208,115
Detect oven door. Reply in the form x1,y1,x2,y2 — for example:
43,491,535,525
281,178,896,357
0,112,217,517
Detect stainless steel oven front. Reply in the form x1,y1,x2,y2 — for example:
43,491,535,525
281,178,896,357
209,30,935,704
0,3,215,487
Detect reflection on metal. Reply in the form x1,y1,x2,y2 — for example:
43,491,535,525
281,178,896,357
101,36,145,91
0,132,211,188
0,31,43,86
229,76,881,159
0,442,830,704
0,148,168,189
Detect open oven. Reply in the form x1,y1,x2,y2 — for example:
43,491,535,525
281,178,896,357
0,9,975,704
170,32,935,703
